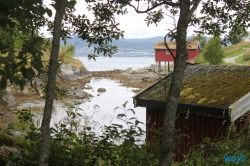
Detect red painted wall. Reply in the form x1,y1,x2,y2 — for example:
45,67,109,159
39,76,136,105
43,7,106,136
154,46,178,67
146,108,248,162
155,49,199,62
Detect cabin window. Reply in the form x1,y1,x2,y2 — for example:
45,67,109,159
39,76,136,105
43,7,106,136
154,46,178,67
166,50,170,54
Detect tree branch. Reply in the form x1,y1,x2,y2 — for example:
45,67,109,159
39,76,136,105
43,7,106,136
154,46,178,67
128,0,180,13
164,30,176,68
186,0,201,22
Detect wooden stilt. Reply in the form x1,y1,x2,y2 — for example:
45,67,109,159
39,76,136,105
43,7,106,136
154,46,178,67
168,61,170,72
165,61,166,75
156,62,158,73
159,62,161,73
155,62,157,73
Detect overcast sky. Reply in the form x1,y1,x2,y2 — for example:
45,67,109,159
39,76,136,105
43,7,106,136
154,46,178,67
42,0,202,39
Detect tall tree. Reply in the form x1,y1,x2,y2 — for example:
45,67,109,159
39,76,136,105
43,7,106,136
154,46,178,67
0,0,50,89
38,0,67,165
38,0,127,165
117,0,250,165
203,36,224,65
228,26,249,44
0,0,127,165
192,35,207,52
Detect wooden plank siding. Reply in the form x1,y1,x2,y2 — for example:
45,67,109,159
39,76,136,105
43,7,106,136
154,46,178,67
146,108,232,162
155,49,199,62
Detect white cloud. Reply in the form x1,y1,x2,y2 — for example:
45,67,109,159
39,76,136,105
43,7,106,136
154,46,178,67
41,0,200,38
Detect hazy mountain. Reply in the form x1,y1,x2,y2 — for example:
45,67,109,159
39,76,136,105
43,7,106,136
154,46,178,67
62,36,191,57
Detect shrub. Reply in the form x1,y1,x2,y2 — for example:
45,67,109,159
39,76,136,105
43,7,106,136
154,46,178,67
0,101,160,166
243,51,250,62
179,123,250,166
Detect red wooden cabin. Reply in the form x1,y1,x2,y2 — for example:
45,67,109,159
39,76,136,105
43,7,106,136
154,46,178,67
133,65,250,162
154,41,200,73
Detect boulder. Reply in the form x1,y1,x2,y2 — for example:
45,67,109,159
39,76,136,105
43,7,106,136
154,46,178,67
97,88,106,92
59,63,80,81
71,90,87,99
5,87,16,107
73,67,89,76
0,146,18,156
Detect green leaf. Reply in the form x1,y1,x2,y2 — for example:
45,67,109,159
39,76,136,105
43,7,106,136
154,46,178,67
122,101,128,108
26,68,35,80
117,114,125,118
0,79,7,90
46,8,52,17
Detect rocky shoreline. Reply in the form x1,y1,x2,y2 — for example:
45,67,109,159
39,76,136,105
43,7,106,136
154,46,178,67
0,63,169,124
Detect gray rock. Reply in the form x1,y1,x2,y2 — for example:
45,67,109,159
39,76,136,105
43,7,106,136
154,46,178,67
113,69,122,72
142,77,150,82
71,90,87,99
97,88,106,92
126,68,135,74
0,146,18,156
21,88,29,95
73,67,89,76
5,87,16,107
59,63,80,81
130,80,142,83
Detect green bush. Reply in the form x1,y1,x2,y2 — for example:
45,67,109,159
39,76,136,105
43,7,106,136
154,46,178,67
0,101,160,166
243,51,250,62
179,124,250,166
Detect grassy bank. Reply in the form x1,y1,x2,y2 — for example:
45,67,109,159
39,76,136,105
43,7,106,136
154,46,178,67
224,41,250,58
42,45,86,69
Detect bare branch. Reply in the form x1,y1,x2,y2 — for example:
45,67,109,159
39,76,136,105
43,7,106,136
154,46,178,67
186,0,201,22
163,13,177,27
128,0,180,13
164,29,177,68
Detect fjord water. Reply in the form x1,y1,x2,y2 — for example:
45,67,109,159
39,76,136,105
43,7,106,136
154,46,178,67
78,78,146,130
76,56,155,71
46,57,154,130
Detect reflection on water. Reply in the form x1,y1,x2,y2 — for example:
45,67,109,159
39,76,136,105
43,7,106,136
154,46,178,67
77,56,155,71
80,78,146,129
32,78,146,132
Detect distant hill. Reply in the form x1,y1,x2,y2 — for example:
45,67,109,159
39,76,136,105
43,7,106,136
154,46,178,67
62,36,194,57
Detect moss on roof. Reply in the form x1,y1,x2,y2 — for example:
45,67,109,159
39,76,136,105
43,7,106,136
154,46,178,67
135,65,250,109
154,40,199,50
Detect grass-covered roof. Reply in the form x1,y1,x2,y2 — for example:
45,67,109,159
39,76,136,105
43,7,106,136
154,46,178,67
154,40,199,50
134,65,250,109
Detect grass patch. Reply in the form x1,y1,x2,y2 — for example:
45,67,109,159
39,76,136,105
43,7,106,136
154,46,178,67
42,46,86,69
234,49,250,64
224,41,250,58
235,55,245,64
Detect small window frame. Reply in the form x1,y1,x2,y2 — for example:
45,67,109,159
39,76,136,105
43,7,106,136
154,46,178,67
166,50,170,54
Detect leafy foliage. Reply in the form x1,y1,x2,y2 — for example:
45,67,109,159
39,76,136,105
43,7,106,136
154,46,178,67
202,36,225,65
0,0,51,90
243,50,250,62
0,102,160,165
191,35,207,52
179,125,250,166
228,26,249,44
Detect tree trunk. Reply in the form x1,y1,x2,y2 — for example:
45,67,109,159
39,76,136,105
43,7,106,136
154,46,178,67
159,1,190,166
38,0,67,165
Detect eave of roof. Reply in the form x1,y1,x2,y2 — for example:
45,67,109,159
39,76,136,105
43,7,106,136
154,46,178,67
154,40,199,50
134,65,250,110
134,98,229,118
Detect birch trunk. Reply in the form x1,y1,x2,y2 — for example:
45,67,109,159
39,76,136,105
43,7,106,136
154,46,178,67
159,1,190,165
38,0,67,165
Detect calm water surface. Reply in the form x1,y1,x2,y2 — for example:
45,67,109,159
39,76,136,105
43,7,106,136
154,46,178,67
20,57,151,130
76,56,155,71
31,78,146,130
